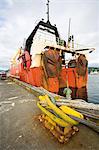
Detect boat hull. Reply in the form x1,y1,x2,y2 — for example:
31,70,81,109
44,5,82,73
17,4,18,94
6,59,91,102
10,63,88,100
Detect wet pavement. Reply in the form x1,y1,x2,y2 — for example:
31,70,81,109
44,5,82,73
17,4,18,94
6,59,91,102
0,79,99,150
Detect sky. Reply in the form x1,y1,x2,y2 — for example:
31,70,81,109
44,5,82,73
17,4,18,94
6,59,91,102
0,0,99,69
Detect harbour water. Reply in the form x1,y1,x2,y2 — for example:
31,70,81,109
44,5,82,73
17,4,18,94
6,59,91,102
88,74,99,104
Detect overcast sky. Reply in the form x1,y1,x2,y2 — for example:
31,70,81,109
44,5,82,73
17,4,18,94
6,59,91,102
0,0,99,69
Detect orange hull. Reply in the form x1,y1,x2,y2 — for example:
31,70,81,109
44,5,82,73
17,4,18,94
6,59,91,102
10,63,88,94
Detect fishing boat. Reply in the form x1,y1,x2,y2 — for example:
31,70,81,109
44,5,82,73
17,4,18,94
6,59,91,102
10,1,95,101
90,70,99,75
10,1,99,143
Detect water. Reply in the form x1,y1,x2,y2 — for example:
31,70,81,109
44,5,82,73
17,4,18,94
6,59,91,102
88,75,99,104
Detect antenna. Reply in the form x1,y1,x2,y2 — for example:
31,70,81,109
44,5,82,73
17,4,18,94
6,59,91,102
46,0,50,23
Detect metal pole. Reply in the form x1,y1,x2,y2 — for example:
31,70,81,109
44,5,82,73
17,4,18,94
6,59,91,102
68,18,71,42
46,0,50,22
68,18,71,48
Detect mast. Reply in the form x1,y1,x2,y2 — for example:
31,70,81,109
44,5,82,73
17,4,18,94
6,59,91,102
68,18,71,48
46,0,50,24
68,18,71,40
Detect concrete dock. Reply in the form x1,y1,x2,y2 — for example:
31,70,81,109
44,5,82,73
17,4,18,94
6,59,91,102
0,79,99,150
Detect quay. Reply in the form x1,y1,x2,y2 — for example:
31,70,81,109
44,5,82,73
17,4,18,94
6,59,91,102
0,79,99,150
